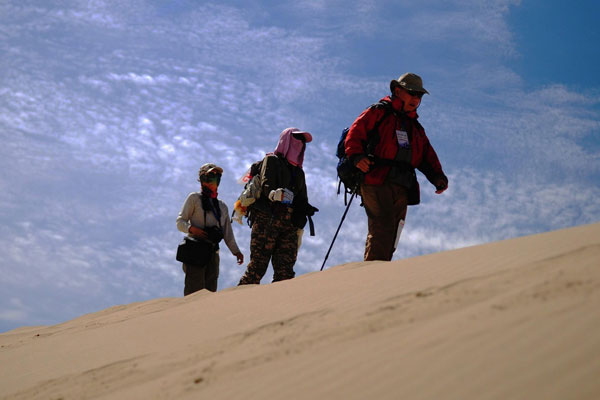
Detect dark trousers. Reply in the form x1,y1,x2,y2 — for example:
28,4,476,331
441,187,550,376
183,251,220,295
238,210,298,285
361,183,408,261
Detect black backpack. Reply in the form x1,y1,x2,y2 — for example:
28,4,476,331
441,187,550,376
235,157,318,235
336,100,393,202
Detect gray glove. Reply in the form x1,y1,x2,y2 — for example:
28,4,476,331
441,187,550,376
268,188,294,204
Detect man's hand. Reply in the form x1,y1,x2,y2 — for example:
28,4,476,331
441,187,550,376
355,156,373,173
235,252,244,265
435,179,448,194
188,226,208,239
268,188,294,204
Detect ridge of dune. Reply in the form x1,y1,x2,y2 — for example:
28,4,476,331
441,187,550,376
1,222,599,399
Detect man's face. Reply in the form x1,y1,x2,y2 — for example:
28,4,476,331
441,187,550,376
202,171,221,186
395,87,423,113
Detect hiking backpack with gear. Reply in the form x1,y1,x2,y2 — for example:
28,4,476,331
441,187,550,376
232,159,264,227
336,100,394,203
232,156,318,236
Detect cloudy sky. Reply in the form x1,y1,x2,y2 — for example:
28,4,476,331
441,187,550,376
1,0,599,333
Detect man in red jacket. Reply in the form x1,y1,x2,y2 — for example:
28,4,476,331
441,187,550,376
345,72,448,261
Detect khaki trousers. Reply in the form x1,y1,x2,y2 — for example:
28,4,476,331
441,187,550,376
361,183,408,261
183,250,220,295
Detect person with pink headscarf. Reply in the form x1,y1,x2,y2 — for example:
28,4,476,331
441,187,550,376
238,127,317,285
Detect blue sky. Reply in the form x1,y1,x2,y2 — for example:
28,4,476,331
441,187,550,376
1,0,599,333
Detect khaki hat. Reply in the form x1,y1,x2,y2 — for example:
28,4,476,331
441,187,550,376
198,163,223,180
390,72,429,94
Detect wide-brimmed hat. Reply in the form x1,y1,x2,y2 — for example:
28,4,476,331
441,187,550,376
198,163,223,180
390,72,429,94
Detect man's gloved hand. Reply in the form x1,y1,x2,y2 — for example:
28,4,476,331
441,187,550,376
435,178,448,194
268,188,294,204
188,225,208,240
354,155,373,173
307,205,319,216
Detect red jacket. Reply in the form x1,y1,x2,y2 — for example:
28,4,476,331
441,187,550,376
345,95,447,190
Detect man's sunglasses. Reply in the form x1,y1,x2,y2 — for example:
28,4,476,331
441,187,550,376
204,172,221,180
404,89,425,99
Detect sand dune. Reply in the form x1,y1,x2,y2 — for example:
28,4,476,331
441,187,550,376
1,222,599,399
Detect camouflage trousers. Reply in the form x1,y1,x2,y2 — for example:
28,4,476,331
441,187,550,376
238,209,298,285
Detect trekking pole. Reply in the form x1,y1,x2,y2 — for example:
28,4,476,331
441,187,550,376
320,191,357,271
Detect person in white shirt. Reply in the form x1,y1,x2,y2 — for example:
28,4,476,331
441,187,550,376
177,163,243,294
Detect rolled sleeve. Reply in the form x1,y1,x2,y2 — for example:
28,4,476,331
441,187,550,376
176,193,195,234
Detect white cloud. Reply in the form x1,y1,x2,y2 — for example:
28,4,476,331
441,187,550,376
414,1,519,55
108,73,159,85
0,0,598,333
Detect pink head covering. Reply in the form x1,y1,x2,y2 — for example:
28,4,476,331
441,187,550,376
273,127,312,168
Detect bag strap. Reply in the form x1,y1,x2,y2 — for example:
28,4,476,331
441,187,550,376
307,214,315,236
365,100,394,156
338,101,393,201
207,199,222,230
197,193,222,230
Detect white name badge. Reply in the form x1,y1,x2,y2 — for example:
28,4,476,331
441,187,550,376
396,130,409,148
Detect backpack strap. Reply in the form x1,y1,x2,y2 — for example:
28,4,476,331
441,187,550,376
365,100,394,156
307,214,315,236
336,101,394,204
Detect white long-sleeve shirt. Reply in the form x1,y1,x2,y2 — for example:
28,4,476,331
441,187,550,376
176,192,241,256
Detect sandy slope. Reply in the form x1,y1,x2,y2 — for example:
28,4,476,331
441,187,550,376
1,222,599,399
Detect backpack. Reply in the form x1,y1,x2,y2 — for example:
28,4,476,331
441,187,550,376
232,156,318,235
232,159,264,226
336,100,393,202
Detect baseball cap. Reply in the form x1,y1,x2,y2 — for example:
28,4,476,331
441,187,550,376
290,128,312,143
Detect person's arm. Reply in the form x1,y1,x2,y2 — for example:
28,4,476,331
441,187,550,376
176,193,209,238
294,169,318,218
261,155,293,203
345,107,383,172
260,155,279,199
219,202,244,264
176,193,196,234
296,168,308,205
417,135,448,194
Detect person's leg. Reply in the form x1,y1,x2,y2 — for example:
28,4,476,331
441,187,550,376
361,184,407,261
204,251,220,292
271,220,298,282
238,214,276,285
184,263,206,295
389,185,409,259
